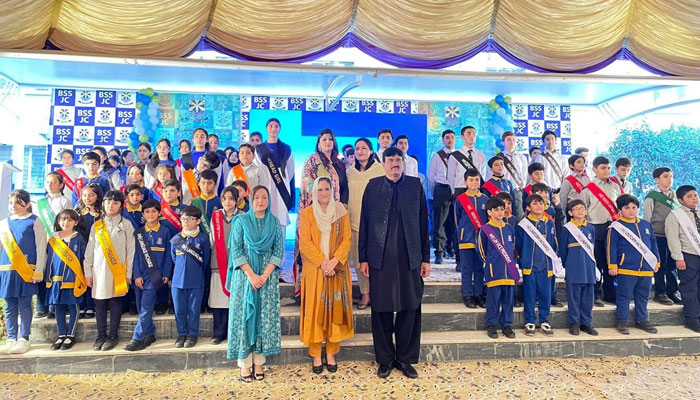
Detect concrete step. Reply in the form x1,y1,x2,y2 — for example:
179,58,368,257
6,325,700,374
29,301,684,343
281,281,465,304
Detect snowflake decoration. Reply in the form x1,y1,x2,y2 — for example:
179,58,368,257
308,98,321,110
119,92,133,105
379,101,391,111
513,105,527,118
189,99,206,114
546,105,559,118
445,106,460,119
78,91,92,104
100,109,111,123
58,109,69,119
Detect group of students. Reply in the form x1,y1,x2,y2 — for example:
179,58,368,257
428,127,700,338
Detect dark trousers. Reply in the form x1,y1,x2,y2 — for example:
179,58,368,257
566,282,594,326
95,297,123,339
432,183,453,257
35,283,48,313
654,236,678,296
212,308,228,338
172,287,203,336
616,275,652,323
460,249,484,298
156,283,171,311
550,275,560,302
80,290,95,311
453,188,467,264
371,307,421,365
55,304,80,337
486,285,514,328
202,270,211,312
523,271,551,324
678,253,700,325
123,285,137,312
445,204,455,255
593,222,616,302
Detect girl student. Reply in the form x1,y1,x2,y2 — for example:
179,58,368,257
84,190,136,351
0,190,48,354
121,164,151,203
45,209,88,351
149,164,178,203
145,138,180,189
75,183,104,319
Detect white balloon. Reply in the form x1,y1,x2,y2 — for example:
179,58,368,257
135,126,145,135
147,108,157,117
149,101,159,109
133,119,143,128
149,116,159,124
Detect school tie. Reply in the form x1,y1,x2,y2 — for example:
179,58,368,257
692,210,700,235
619,178,625,187
467,149,473,164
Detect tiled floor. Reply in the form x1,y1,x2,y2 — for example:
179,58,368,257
2,355,699,399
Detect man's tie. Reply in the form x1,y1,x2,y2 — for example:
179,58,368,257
692,209,700,234
467,149,473,165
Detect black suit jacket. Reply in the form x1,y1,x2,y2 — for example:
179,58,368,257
358,175,430,271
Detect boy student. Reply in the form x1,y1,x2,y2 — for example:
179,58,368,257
559,154,590,216
532,183,565,308
516,194,559,336
170,206,211,348
448,126,487,196
477,197,517,339
643,167,681,305
495,192,517,228
376,129,393,161
665,185,700,332
608,194,660,334
535,130,569,190
191,169,222,232
455,168,488,308
125,200,173,351
225,143,264,189
427,129,456,264
71,151,112,206
559,200,599,336
124,184,145,230
159,179,185,237
521,163,552,211
582,156,622,306
610,157,633,195
482,156,515,203
497,131,528,221
528,147,541,164
183,151,221,204
393,135,418,177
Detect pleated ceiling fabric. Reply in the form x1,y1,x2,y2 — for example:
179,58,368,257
1,0,700,75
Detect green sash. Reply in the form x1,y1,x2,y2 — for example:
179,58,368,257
37,198,55,236
190,197,212,236
647,190,680,210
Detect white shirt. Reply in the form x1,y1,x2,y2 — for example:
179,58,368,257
427,147,453,197
34,192,71,218
403,155,418,178
447,146,487,192
583,177,622,224
225,162,267,190
497,150,528,190
59,165,83,198
255,146,295,227
535,149,569,189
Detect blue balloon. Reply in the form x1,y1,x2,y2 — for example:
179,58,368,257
495,139,504,148
129,132,139,140
140,112,149,121
496,108,506,117
135,126,145,135
495,95,504,104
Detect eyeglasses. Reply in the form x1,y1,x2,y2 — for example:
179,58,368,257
180,216,199,222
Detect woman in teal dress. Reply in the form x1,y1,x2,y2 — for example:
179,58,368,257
226,185,283,382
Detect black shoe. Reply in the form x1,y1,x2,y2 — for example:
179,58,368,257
616,321,630,335
144,334,157,347
129,305,138,315
669,294,683,305
47,312,55,319
174,335,186,348
463,297,477,309
434,255,443,264
79,309,87,319
486,325,499,339
124,339,146,351
155,308,166,316
502,326,516,339
51,336,66,351
455,265,461,272
476,296,486,308
635,321,658,334
327,362,338,373
594,298,605,307
60,336,77,350
514,299,523,307
35,311,48,319
102,336,118,351
551,299,564,308
685,321,700,333
654,294,674,306
84,309,95,319
312,361,323,374
93,336,106,351
168,307,175,315
377,364,392,378
209,336,224,345
580,325,599,336
569,324,580,336
184,336,198,348
393,361,418,379
446,251,455,259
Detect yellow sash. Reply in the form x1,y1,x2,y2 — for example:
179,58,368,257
0,219,36,282
48,237,87,297
94,219,128,295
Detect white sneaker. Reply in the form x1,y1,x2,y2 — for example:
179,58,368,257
540,322,554,336
10,338,31,354
0,339,16,355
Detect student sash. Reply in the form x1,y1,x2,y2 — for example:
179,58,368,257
230,164,250,193
75,177,85,199
523,185,533,196
480,224,520,283
48,237,87,296
190,197,212,236
37,198,55,236
563,222,601,281
160,201,183,232
565,175,586,194
93,219,128,296
456,194,484,230
56,169,76,192
517,218,563,275
257,144,294,211
542,152,565,182
211,210,230,296
671,208,700,256
482,181,501,196
134,229,163,291
497,152,524,189
437,149,450,168
173,235,205,265
586,182,619,220
0,219,36,282
182,169,201,199
451,151,484,183
647,190,681,210
609,221,658,269
609,176,625,194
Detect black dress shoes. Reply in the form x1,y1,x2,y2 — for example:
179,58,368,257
377,364,392,378
393,361,418,379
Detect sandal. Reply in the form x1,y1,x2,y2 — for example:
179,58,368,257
51,336,66,351
357,302,371,310
239,368,253,383
253,365,265,381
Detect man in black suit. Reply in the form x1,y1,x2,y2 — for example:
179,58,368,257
359,147,430,379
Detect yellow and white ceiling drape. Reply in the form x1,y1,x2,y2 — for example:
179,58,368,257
2,0,700,75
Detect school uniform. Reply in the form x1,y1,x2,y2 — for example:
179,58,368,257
45,233,86,337
78,209,100,312
607,217,660,324
521,184,553,212
58,165,82,199
516,215,557,325
643,186,679,299
0,214,47,341
534,150,569,190
124,205,145,230
208,211,237,340
38,192,71,217
226,163,266,189
477,220,516,328
559,173,590,218
455,191,488,300
170,229,211,338
665,206,700,327
427,147,456,259
160,201,185,237
121,185,151,205
559,220,596,327
482,175,516,203
192,193,221,311
148,183,164,203
544,201,565,304
71,175,112,207
132,223,173,342
34,192,71,314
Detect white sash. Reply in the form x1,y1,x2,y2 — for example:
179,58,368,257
517,218,563,276
610,220,658,269
671,208,700,256
564,221,601,281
